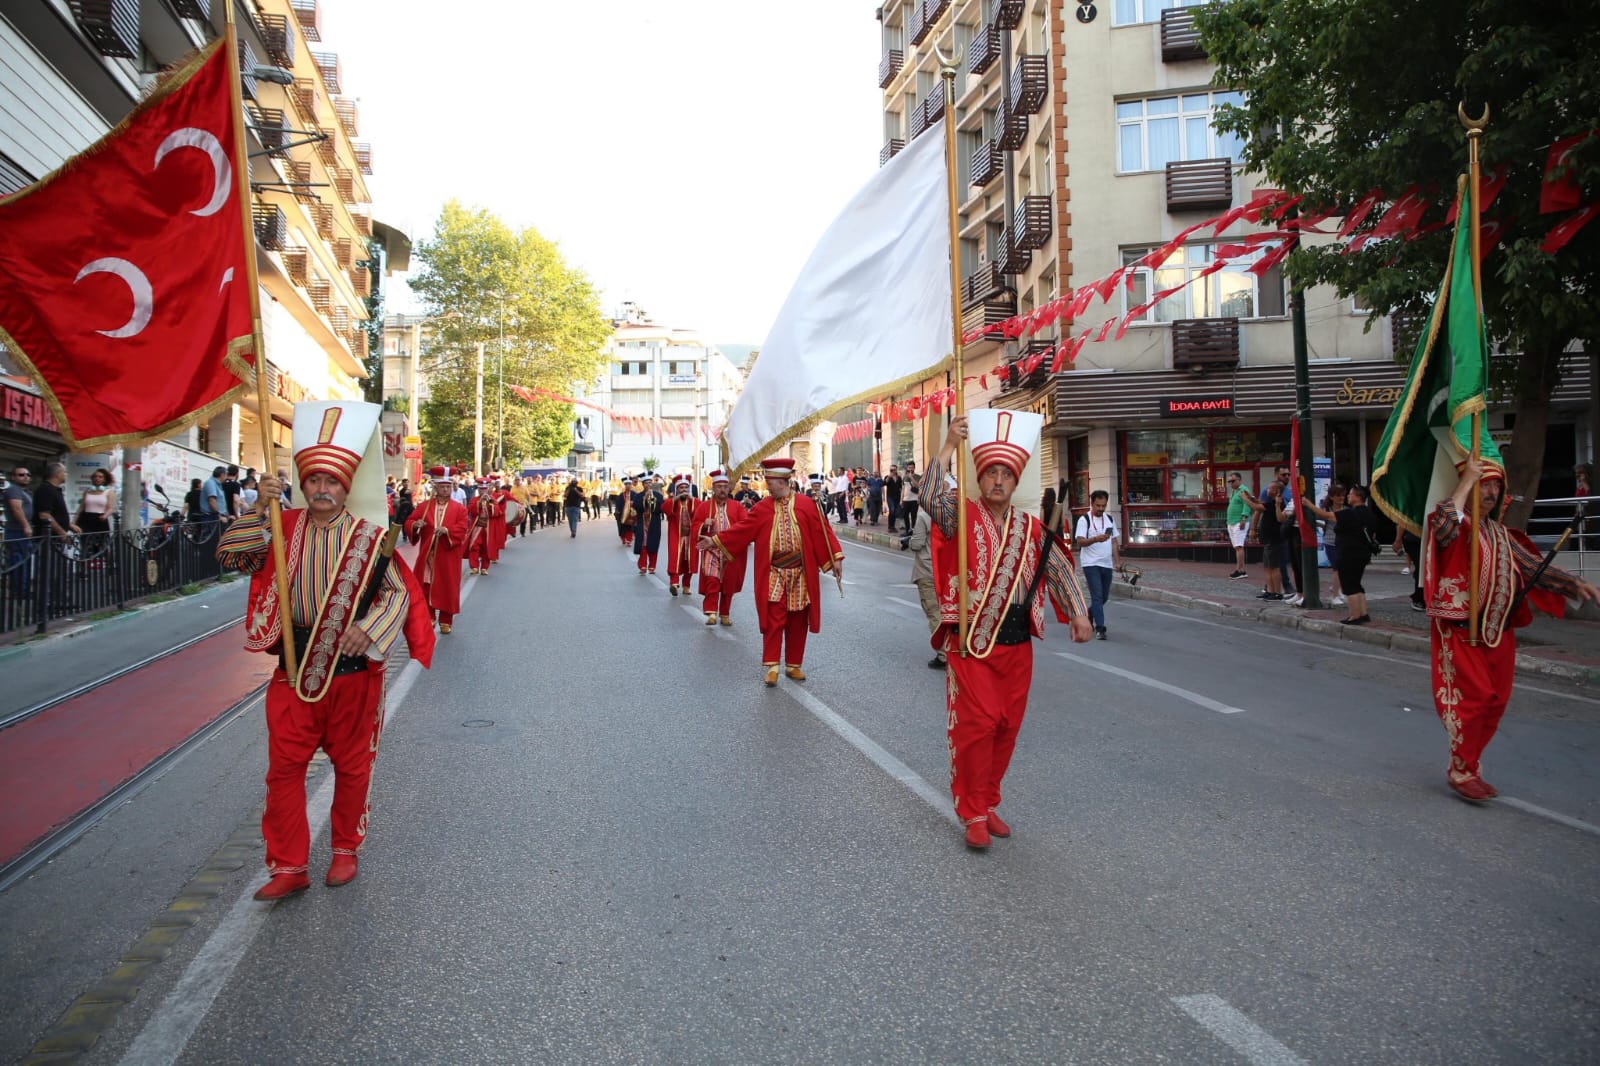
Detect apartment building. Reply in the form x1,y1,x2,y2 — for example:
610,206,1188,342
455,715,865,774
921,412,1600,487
0,0,403,502
587,303,743,479
878,0,1592,551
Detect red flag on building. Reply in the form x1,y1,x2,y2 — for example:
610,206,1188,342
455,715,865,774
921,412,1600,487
1539,130,1595,215
0,39,253,450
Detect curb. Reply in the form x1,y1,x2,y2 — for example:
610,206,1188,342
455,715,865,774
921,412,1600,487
0,578,245,663
834,523,1596,687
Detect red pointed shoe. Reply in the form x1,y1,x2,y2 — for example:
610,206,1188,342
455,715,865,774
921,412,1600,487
964,821,991,850
326,853,359,887
987,810,1011,838
1449,776,1495,803
253,872,310,901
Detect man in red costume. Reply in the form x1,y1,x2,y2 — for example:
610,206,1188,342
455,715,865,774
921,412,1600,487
404,466,468,633
692,469,749,626
488,476,510,561
663,474,699,597
700,457,843,687
923,411,1092,850
1425,458,1598,802
217,401,434,900
464,479,499,575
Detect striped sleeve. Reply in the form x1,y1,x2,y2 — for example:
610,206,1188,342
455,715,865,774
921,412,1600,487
920,458,958,538
1509,533,1586,602
1430,500,1462,547
354,561,409,657
1044,535,1089,620
215,513,270,572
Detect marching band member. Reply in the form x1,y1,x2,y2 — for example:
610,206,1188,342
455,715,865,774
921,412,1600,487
404,466,469,633
663,475,700,597
692,469,749,625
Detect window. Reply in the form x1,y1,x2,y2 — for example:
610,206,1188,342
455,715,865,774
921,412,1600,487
1121,242,1285,322
1117,91,1245,172
1113,0,1207,27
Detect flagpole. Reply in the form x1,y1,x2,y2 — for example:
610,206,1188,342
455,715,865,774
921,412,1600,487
223,4,298,681
1460,103,1489,646
938,52,970,655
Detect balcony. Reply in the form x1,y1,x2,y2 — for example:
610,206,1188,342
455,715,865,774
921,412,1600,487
960,293,1017,345
252,204,287,251
1008,54,1048,116
353,142,374,175
171,0,208,19
311,50,341,94
258,13,295,67
281,246,308,285
288,159,318,203
292,78,318,122
1160,7,1207,62
962,262,1006,305
924,85,946,126
1012,196,1052,251
333,167,357,202
68,0,138,59
248,106,290,155
968,23,1001,76
1165,157,1234,211
1389,309,1426,357
997,237,1032,276
349,206,372,237
238,39,258,100
994,0,1025,29
878,49,903,89
350,267,371,298
291,0,322,41
334,98,358,137
316,128,338,165
998,107,1030,150
1171,317,1240,369
334,237,355,269
909,2,929,45
910,104,929,140
314,202,334,240
879,138,906,167
332,305,351,333
970,138,1002,187
308,277,331,315
926,0,950,22
1003,341,1055,391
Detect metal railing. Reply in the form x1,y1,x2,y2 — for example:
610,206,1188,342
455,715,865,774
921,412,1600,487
1,522,226,639
1526,495,1596,581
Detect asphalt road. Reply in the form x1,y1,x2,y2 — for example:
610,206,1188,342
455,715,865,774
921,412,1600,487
2,518,1597,1064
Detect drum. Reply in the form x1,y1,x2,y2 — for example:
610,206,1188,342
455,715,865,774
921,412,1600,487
503,500,523,525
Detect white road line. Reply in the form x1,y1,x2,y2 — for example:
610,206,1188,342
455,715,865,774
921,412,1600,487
120,575,480,1064
1054,652,1246,715
1172,994,1309,1066
845,540,907,560
778,683,959,829
1121,602,1600,708
885,596,925,612
1496,796,1600,839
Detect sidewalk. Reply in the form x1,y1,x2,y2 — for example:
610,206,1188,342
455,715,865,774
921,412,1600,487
831,519,1600,687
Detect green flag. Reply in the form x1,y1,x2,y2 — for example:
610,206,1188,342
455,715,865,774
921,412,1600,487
1369,176,1502,536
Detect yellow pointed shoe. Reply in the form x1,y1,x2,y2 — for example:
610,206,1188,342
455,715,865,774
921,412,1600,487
719,615,732,626
763,665,780,687
704,613,717,625
785,666,807,682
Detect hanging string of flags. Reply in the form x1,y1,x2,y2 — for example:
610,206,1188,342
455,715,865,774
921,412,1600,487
509,384,723,442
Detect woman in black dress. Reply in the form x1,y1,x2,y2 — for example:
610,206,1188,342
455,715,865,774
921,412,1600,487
1332,484,1376,624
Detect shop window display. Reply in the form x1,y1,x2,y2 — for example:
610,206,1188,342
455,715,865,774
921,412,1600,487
1119,425,1289,546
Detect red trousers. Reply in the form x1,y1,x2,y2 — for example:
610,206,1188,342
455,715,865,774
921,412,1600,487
263,664,385,875
761,607,810,666
419,583,452,628
945,639,1033,825
636,550,658,572
621,527,634,546
701,575,736,618
1432,620,1517,784
467,534,491,571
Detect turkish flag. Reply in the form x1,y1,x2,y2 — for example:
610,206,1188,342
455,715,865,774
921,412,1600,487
1541,202,1600,253
0,39,252,450
1540,130,1595,215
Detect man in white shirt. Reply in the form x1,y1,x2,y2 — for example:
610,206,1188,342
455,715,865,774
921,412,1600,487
1072,489,1119,640
830,469,851,524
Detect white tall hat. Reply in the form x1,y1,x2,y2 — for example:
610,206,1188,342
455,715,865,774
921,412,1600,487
967,408,1044,480
291,401,387,527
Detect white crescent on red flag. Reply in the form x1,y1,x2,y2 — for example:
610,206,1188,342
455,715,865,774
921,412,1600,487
0,39,253,450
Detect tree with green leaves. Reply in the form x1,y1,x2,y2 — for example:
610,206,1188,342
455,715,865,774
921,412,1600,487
409,201,611,471
1198,0,1599,527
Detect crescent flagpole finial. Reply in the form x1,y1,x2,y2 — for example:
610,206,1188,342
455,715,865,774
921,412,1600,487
933,42,962,74
1457,102,1490,132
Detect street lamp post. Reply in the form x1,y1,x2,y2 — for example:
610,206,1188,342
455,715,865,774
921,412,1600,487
496,300,506,472
474,340,484,476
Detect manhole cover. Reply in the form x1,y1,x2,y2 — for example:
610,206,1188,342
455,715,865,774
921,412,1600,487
462,719,494,728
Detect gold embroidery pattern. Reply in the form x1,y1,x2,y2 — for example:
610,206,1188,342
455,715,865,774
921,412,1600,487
244,514,309,653
967,508,1030,659
1434,620,1468,782
295,522,380,703
945,663,961,811
766,498,810,611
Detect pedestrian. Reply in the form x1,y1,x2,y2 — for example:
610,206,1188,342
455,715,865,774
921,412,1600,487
1423,458,1599,802
276,469,292,506
1072,489,1119,639
74,467,116,536
1225,472,1252,578
1245,472,1286,601
4,464,34,601
239,475,259,515
404,467,468,633
564,476,584,537
201,466,227,526
183,477,204,524
699,457,844,687
662,475,698,594
488,479,510,561
866,469,885,526
907,502,944,669
1303,483,1347,607
900,461,921,543
734,475,761,511
884,465,904,532
221,464,242,519
34,463,78,606
1277,466,1305,605
215,401,434,900
1331,485,1377,624
631,474,665,574
922,412,1091,849
392,479,414,528
850,479,866,526
691,470,750,625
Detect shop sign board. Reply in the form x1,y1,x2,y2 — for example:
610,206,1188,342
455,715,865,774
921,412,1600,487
2,385,59,432
1160,395,1234,418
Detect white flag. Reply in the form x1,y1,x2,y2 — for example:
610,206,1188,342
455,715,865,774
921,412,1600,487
723,130,952,472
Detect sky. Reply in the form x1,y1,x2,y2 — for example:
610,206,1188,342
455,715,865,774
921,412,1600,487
318,0,887,346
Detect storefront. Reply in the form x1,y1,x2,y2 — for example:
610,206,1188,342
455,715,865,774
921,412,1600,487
1121,424,1291,545
0,380,66,512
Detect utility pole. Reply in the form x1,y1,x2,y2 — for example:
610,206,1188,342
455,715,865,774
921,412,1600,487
1290,232,1322,610
495,300,506,472
474,340,484,476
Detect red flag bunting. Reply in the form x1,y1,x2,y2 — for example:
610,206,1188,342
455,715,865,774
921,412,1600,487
1541,202,1600,253
1338,189,1384,238
1540,130,1596,215
0,40,253,449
